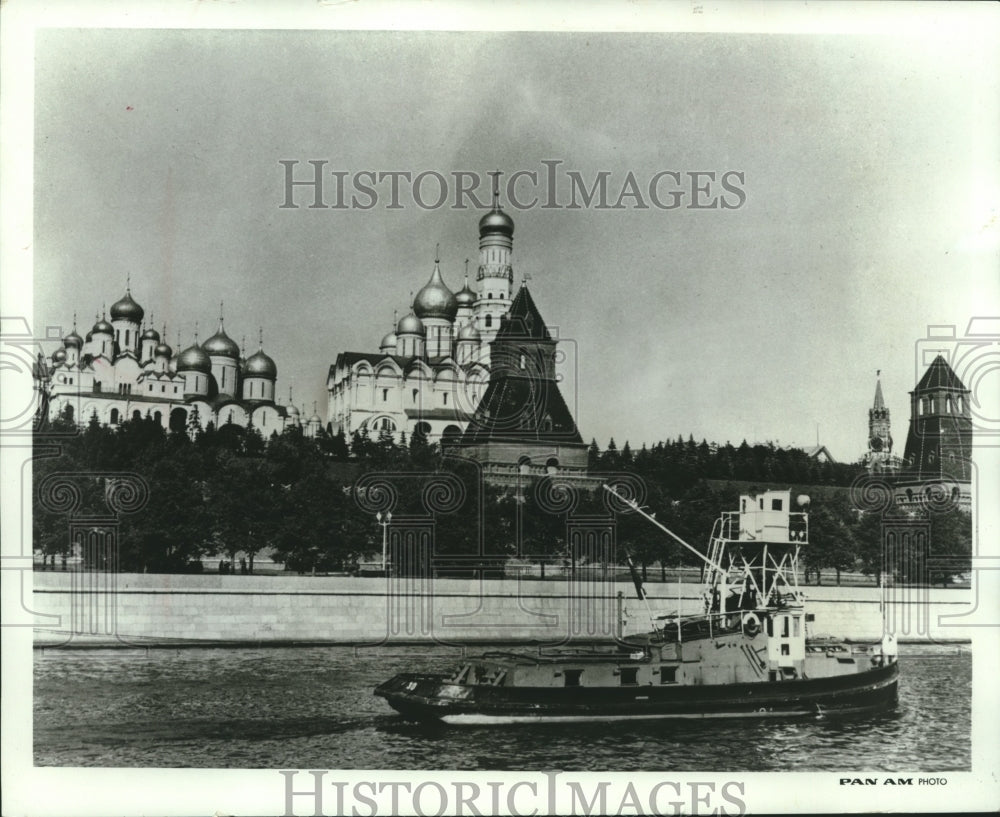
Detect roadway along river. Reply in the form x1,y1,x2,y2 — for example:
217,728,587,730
34,644,969,770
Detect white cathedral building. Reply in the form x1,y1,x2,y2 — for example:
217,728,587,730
326,188,520,444
40,285,308,436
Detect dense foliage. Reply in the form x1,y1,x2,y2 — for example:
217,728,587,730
33,409,970,585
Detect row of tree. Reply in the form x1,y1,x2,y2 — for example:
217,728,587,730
33,408,970,584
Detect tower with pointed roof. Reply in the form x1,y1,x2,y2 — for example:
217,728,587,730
459,282,589,485
864,371,898,473
895,354,972,507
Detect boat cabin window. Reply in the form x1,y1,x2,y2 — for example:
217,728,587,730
771,498,783,511
564,669,583,687
619,667,639,686
781,617,790,638
659,666,677,685
781,644,790,656
766,616,774,637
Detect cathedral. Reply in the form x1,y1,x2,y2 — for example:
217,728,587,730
39,285,304,437
326,183,589,483
326,185,520,446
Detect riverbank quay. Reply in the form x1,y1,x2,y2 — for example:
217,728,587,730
32,572,973,648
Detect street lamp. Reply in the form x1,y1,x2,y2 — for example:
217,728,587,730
376,511,392,575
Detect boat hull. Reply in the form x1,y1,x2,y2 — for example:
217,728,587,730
375,659,899,723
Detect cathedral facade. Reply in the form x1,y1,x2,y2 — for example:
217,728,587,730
39,286,302,437
326,189,518,445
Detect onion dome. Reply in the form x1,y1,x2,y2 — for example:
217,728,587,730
52,348,67,364
286,403,301,420
458,322,481,341
413,262,458,321
110,288,144,323
455,280,476,309
396,311,425,335
245,349,277,379
63,329,83,349
154,340,172,358
92,316,113,335
176,343,211,373
141,325,160,342
478,206,514,238
380,330,398,351
202,324,240,358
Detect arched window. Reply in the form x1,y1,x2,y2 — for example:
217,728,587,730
545,457,559,475
169,407,187,433
110,408,119,425
94,381,101,393
153,411,162,425
485,315,493,328
132,409,141,422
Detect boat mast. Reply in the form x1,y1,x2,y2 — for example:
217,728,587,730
601,484,728,577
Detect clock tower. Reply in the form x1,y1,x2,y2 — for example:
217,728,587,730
865,371,896,472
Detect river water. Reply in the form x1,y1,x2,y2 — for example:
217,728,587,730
34,644,969,771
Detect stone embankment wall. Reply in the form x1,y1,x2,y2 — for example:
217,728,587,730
31,572,973,647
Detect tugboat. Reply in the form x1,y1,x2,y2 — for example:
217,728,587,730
375,487,899,723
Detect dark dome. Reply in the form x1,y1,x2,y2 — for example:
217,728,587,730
154,341,173,358
380,330,398,350
455,281,476,308
52,348,67,363
63,330,83,349
478,207,514,238
202,325,240,358
110,290,145,323
396,312,425,335
176,343,212,373
92,317,113,335
141,326,160,342
244,349,277,379
413,264,458,321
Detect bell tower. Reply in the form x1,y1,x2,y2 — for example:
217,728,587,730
866,371,894,472
473,171,515,349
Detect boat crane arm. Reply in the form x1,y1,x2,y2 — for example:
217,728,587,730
602,484,728,576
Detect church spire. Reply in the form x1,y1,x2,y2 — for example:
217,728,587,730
873,370,885,410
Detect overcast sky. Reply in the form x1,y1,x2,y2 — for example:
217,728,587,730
31,24,999,462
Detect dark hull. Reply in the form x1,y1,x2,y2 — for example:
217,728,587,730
376,660,899,723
